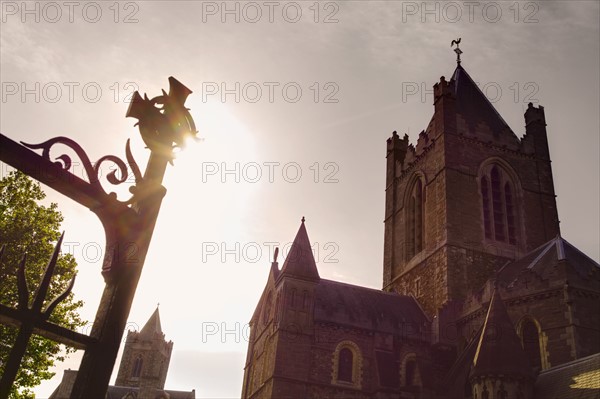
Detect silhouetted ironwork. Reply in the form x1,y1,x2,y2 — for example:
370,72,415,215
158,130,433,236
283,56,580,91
0,235,90,395
0,77,196,398
451,38,463,65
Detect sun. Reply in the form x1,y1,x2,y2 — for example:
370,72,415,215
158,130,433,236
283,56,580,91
159,98,259,240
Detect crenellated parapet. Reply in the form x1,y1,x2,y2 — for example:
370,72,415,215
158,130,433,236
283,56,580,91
415,130,430,156
386,131,409,186
520,102,550,159
433,75,455,102
386,130,437,184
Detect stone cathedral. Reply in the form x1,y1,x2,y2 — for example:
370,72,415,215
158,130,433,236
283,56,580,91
241,54,600,398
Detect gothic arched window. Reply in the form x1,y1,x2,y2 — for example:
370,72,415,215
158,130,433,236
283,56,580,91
482,384,489,399
338,348,354,382
497,383,508,399
400,353,421,388
132,355,143,378
505,183,516,245
332,341,362,388
480,164,518,245
491,166,505,241
406,178,424,260
521,319,542,371
481,176,491,238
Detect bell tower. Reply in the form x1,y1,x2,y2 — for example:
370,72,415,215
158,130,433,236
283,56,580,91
115,307,173,391
383,48,559,316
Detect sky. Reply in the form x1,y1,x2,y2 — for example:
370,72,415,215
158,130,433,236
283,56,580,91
0,1,599,397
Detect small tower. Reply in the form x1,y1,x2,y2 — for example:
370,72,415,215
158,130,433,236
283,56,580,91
115,307,173,392
470,289,534,399
242,218,321,399
276,217,320,337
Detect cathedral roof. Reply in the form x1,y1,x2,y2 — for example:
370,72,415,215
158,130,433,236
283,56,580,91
534,353,600,399
272,220,428,334
451,64,516,138
314,279,430,335
498,235,600,286
139,307,163,339
470,289,533,380
279,218,320,281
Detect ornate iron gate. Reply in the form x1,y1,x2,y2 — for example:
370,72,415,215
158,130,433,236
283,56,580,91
0,77,196,398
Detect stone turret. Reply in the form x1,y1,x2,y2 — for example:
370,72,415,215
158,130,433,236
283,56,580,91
433,75,457,135
523,102,550,159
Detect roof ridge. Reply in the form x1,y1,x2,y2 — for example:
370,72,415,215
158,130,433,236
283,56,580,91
527,239,556,270
518,235,567,260
555,234,566,260
320,278,404,297
514,235,600,270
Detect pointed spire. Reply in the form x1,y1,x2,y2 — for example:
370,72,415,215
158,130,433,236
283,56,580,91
450,64,513,136
471,289,533,379
139,307,163,339
279,218,320,281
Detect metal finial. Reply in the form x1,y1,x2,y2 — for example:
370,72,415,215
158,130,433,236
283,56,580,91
301,216,305,223
451,38,462,65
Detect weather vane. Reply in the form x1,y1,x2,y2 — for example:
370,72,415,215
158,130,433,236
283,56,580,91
451,38,462,65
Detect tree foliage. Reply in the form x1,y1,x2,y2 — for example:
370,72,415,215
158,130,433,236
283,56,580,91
0,171,85,398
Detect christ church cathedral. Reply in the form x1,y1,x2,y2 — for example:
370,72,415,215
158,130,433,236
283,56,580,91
241,47,600,399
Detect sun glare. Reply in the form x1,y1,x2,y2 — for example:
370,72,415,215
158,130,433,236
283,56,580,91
158,98,259,246
150,99,259,260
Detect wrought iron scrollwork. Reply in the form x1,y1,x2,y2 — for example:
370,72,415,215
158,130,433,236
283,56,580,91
21,137,142,204
20,76,196,205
